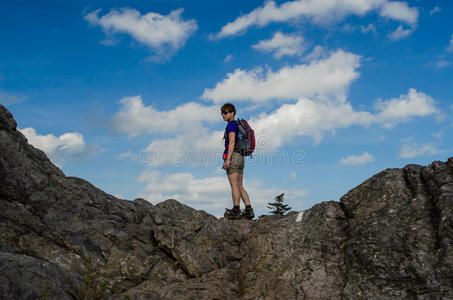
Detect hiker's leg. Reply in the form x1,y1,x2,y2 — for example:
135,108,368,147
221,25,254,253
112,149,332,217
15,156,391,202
238,172,251,206
227,172,241,206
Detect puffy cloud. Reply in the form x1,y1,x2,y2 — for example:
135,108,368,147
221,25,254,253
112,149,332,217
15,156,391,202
379,1,418,26
399,140,443,158
114,87,439,168
388,25,413,41
127,88,439,166
110,95,227,168
137,170,307,217
138,129,224,167
202,49,361,103
339,152,374,165
447,34,453,53
85,8,197,59
252,31,305,59
19,128,100,166
249,97,373,146
110,95,219,137
374,88,440,128
248,89,439,148
214,0,418,39
111,90,438,166
301,45,329,62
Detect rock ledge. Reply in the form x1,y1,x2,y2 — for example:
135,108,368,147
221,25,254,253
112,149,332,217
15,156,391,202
1,104,452,299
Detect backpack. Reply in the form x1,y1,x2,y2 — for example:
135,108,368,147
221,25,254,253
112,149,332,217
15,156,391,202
224,119,255,156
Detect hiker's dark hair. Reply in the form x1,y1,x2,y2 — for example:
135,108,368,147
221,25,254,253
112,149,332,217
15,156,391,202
221,103,236,116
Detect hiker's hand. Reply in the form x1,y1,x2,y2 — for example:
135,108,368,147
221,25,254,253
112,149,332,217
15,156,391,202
223,160,230,170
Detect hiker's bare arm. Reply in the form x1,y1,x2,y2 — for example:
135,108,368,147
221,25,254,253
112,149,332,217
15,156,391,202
226,131,236,161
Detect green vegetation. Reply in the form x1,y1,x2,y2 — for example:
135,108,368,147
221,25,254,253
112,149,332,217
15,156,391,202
268,193,291,216
77,258,108,300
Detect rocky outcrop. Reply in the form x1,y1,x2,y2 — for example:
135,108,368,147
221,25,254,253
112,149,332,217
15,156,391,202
0,104,452,299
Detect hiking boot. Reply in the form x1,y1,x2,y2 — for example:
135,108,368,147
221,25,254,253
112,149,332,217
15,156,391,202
241,207,255,220
224,207,241,220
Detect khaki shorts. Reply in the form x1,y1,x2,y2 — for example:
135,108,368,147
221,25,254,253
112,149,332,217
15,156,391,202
225,152,244,175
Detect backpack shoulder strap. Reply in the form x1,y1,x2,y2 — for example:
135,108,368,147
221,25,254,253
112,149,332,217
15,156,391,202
236,119,246,135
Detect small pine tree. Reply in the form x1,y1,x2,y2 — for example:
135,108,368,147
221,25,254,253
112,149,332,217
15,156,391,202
267,193,291,216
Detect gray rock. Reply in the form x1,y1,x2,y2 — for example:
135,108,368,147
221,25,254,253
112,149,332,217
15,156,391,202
1,104,452,299
341,163,453,298
238,203,348,299
0,105,242,299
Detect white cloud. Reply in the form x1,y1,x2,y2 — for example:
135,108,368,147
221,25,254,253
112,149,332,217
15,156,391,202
447,34,453,52
248,89,439,148
110,95,219,137
361,24,377,34
85,8,197,60
214,0,418,39
429,6,441,15
224,54,233,62
374,88,440,128
399,140,443,158
249,97,373,146
0,91,26,105
202,49,361,103
19,128,100,166
388,25,413,41
252,31,305,59
379,1,418,26
113,88,439,168
137,170,307,217
109,95,227,168
339,152,374,165
129,88,439,164
138,129,224,167
301,45,329,62
110,90,438,167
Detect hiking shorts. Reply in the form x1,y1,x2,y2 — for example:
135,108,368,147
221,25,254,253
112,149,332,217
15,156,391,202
225,152,244,175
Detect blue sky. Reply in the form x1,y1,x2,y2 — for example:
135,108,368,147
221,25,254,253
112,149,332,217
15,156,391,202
1,0,452,217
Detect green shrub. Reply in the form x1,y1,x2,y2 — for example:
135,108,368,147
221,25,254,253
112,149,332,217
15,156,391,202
267,193,291,216
77,258,108,300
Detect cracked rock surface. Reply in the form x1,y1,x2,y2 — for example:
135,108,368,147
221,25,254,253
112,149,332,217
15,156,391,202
1,104,452,299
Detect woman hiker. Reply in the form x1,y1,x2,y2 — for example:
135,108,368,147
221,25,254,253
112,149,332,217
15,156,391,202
221,103,254,220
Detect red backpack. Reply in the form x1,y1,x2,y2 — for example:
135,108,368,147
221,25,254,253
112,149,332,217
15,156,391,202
224,119,255,156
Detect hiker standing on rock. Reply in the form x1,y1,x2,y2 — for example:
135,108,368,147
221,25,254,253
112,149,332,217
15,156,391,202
221,103,254,220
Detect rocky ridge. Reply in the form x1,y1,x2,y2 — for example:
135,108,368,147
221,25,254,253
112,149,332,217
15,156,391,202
0,104,452,299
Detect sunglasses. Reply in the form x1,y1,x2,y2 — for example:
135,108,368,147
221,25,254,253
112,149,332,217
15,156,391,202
221,111,231,115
